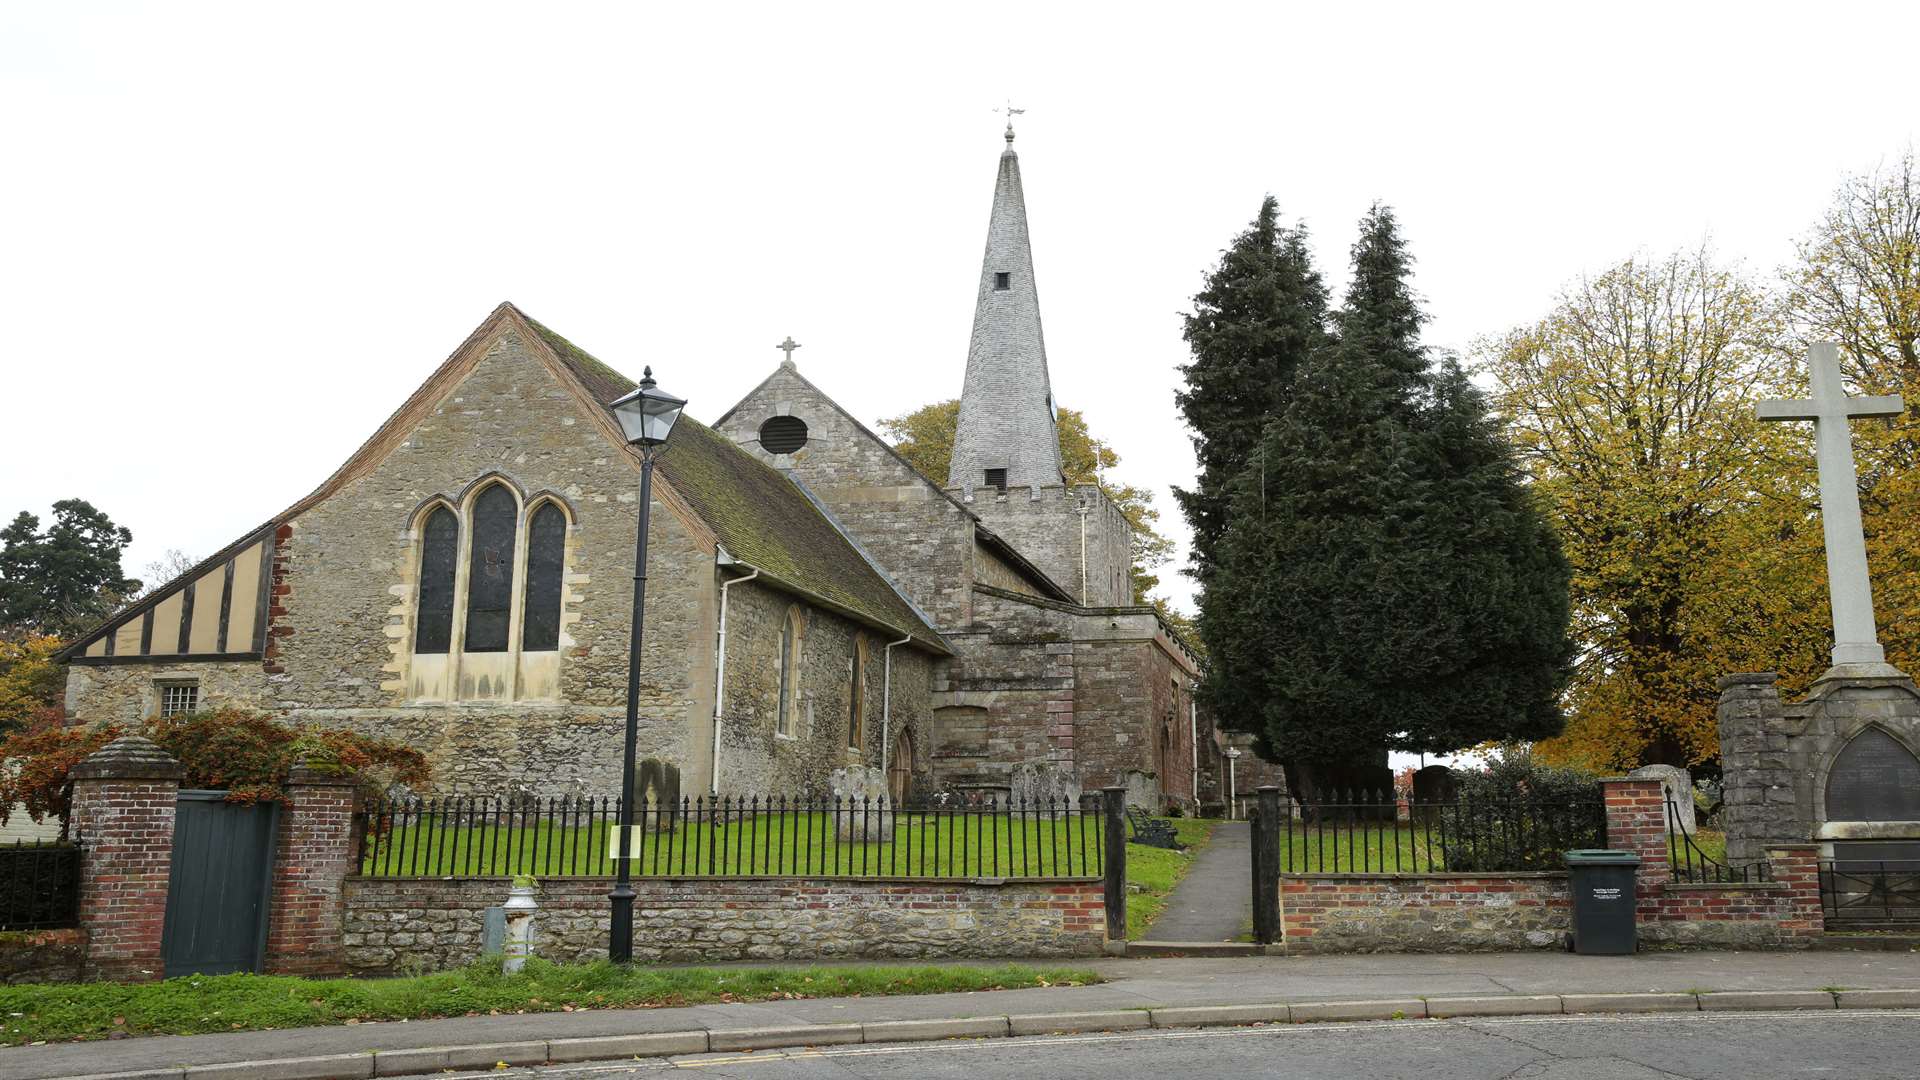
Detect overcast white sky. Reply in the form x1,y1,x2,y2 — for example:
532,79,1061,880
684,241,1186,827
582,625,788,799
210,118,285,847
5,2,1917,617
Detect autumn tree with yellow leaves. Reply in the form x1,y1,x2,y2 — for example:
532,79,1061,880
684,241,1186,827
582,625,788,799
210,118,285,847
1479,249,1832,771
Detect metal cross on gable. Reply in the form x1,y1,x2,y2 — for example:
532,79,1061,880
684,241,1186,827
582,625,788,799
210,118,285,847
1757,341,1906,672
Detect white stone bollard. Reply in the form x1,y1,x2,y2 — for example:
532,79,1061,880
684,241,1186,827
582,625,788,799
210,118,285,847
502,876,538,974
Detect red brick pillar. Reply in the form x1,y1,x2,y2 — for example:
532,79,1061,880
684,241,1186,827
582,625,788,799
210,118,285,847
69,735,185,982
1764,844,1825,940
264,760,359,975
1601,777,1672,918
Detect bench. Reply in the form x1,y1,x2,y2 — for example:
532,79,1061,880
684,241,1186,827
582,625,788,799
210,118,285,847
1125,805,1183,850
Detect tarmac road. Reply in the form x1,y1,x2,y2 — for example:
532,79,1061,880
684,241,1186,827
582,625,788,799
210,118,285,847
452,1010,1920,1080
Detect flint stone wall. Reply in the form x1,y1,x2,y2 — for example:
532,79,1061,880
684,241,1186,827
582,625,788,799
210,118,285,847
342,875,1104,971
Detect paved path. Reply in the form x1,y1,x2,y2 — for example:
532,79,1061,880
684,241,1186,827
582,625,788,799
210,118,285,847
14,950,1919,1078
1141,820,1249,941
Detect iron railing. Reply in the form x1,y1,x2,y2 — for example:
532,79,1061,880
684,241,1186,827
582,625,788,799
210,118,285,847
0,840,81,931
356,793,1105,880
1277,792,1606,873
1820,859,1920,924
1664,795,1769,883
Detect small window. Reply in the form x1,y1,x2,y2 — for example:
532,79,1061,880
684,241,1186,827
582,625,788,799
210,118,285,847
759,415,809,454
159,682,199,718
777,607,803,737
984,468,1008,491
994,272,1010,291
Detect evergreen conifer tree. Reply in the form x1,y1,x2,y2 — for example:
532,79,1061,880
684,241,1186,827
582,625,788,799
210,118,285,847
1174,198,1331,589
1201,206,1571,801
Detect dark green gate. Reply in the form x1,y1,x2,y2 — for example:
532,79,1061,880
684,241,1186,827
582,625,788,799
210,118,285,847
162,791,278,977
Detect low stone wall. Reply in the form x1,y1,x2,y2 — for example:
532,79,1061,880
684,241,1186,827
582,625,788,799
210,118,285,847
0,929,86,984
1280,873,1569,953
343,876,1105,973
1642,882,1811,947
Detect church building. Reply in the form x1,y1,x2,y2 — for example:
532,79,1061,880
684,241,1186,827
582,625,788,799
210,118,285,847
57,128,1205,810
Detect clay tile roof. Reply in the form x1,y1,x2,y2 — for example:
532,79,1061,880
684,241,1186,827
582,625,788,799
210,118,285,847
517,312,947,654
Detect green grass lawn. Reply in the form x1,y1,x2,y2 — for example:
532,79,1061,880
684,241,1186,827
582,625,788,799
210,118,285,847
0,959,1102,1045
362,809,1106,879
1124,817,1220,939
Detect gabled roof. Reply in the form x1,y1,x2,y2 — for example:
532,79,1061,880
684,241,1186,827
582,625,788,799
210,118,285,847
60,304,947,661
715,361,1076,604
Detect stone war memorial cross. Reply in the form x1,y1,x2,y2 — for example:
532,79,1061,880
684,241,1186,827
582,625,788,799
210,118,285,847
1757,341,1905,676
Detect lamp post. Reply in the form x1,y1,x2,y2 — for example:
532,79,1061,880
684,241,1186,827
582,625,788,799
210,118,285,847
607,367,686,964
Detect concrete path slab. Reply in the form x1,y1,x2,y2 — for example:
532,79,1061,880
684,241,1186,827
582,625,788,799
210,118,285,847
1140,821,1248,942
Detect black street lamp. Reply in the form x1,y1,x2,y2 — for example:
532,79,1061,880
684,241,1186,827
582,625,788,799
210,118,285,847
607,366,686,964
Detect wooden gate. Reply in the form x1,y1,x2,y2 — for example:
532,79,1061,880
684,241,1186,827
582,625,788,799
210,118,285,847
162,792,278,977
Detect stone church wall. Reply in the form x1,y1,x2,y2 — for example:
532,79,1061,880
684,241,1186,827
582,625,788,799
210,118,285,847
713,578,935,796
931,590,1076,791
66,331,721,797
961,483,1132,606
715,366,979,629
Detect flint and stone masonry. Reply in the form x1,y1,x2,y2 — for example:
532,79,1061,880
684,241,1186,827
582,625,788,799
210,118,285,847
1717,669,1920,864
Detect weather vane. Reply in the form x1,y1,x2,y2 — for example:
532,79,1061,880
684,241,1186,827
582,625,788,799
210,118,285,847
995,100,1026,142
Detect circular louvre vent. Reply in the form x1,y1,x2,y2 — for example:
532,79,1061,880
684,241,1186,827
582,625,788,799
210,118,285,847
759,415,809,454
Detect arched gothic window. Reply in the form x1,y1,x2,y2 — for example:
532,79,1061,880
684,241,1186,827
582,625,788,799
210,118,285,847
849,634,868,750
414,506,459,654
777,607,803,737
463,484,519,652
522,503,567,652
409,482,574,678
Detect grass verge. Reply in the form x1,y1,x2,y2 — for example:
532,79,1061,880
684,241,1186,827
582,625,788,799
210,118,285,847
1125,817,1220,939
0,959,1102,1045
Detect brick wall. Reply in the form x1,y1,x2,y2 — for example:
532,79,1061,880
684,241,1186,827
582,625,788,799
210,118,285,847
342,875,1105,972
1281,873,1569,953
68,736,183,982
1276,779,1825,953
262,767,358,975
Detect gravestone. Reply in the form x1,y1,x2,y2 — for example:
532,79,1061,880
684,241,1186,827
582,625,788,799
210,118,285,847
1411,765,1458,805
1630,764,1694,835
1009,762,1081,817
635,758,679,831
830,765,894,842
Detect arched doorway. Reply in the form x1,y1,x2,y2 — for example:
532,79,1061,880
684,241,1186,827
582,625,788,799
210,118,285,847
889,729,913,803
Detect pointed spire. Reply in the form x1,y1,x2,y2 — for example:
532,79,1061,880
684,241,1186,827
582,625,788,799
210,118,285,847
949,126,1062,492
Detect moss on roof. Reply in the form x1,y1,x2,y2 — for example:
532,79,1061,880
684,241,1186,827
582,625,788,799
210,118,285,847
518,310,944,652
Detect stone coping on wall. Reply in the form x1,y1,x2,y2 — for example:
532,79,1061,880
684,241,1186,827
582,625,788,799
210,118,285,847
350,874,1103,885
1282,871,1567,881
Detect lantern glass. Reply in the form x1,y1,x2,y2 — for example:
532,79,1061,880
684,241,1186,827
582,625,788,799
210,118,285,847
610,369,686,447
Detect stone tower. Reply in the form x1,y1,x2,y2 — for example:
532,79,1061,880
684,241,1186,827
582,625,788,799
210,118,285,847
948,122,1064,493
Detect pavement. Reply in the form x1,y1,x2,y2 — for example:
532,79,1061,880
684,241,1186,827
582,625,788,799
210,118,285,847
1138,821,1249,942
6,951,1920,1079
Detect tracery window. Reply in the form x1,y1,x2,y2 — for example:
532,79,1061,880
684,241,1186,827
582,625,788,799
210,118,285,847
409,483,572,661
464,485,518,652
415,506,459,654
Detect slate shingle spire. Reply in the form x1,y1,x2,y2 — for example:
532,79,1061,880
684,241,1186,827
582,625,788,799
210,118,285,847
949,122,1064,492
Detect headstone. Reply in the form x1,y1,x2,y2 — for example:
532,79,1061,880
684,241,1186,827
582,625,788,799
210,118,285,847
829,765,894,842
1410,765,1457,824
1008,762,1082,817
1630,764,1694,835
636,758,680,831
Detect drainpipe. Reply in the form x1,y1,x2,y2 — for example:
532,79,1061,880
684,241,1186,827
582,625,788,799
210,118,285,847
880,631,913,783
1077,497,1089,603
710,554,760,795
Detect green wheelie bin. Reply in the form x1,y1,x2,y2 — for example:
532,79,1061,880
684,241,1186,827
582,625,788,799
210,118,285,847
1565,849,1640,954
